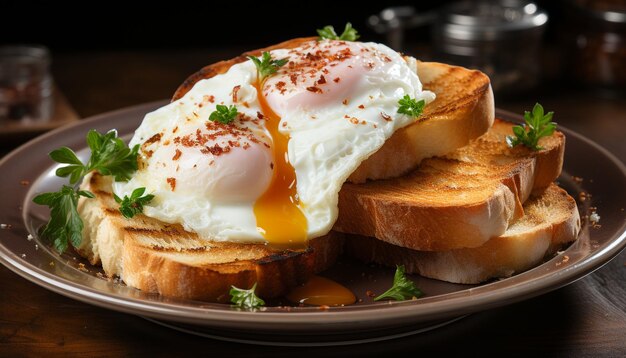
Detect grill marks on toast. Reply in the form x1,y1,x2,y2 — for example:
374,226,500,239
334,120,565,251
77,172,342,301
419,67,487,121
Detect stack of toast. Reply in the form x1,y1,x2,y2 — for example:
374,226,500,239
75,38,581,302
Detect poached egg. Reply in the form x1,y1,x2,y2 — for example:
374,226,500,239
113,39,435,247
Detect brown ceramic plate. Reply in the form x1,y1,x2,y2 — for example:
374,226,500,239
1,103,625,346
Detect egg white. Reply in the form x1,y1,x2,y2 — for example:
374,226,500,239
114,40,435,243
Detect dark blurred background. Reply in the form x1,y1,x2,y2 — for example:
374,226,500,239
1,0,623,95
0,1,563,50
0,0,625,156
5,1,392,51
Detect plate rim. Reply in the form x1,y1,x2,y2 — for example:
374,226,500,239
1,102,626,328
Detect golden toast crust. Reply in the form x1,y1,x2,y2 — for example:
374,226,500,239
334,120,565,251
77,173,342,302
344,184,580,283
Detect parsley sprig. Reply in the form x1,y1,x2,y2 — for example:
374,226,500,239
248,52,289,82
209,104,238,124
34,129,142,253
374,265,422,301
33,186,94,253
230,283,265,308
397,95,425,118
52,130,139,184
114,187,154,219
317,22,360,41
506,103,556,151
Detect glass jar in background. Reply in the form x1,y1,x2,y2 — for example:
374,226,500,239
432,1,548,96
0,45,53,122
565,0,626,91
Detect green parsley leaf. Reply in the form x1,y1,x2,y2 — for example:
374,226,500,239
209,104,238,124
33,186,94,253
35,129,141,253
51,130,139,184
247,52,289,82
506,103,556,151
374,265,422,301
85,130,140,182
230,283,265,308
50,147,87,184
317,22,360,41
113,187,154,219
397,95,425,118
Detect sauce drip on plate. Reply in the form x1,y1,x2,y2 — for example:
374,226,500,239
286,276,356,306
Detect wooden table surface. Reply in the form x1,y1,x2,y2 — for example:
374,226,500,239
1,49,625,356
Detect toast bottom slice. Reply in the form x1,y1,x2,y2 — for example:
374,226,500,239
77,172,343,302
344,184,581,284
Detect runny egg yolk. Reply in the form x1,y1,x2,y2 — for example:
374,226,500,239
252,41,390,248
253,82,307,249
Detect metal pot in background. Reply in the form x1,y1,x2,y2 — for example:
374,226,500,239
369,1,548,95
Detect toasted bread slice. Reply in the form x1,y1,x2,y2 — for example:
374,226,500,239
172,37,494,183
76,173,342,302
334,119,565,251
344,184,581,284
